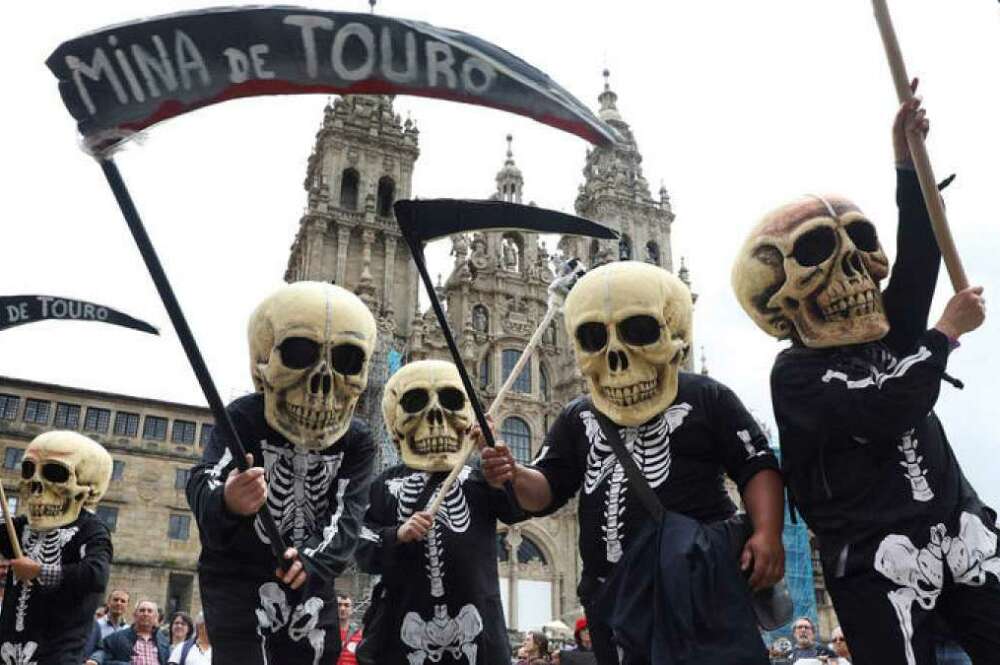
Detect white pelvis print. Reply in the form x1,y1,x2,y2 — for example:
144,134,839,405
254,441,344,548
255,582,326,665
581,405,690,563
390,469,481,664
0,641,38,665
875,511,1000,665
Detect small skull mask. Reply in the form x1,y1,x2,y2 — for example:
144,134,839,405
733,195,890,348
249,282,377,450
564,261,692,427
20,431,112,531
382,360,474,472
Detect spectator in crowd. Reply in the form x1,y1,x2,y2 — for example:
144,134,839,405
84,589,132,661
86,599,171,665
789,617,835,663
573,617,591,652
560,617,597,665
770,636,793,664
168,612,212,665
98,589,131,637
167,611,195,648
335,593,362,665
517,631,549,664
829,626,851,663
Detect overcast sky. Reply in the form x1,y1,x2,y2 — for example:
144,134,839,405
1,1,997,506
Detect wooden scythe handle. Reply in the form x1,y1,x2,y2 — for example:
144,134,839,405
872,0,969,292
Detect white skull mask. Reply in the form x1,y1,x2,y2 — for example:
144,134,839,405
382,360,474,472
564,261,692,427
20,431,112,531
249,282,377,450
733,195,890,348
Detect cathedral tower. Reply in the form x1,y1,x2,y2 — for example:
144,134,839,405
285,94,420,342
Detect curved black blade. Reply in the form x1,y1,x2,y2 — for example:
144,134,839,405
393,198,619,243
0,295,158,334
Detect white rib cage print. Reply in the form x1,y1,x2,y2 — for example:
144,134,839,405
254,440,344,548
580,404,691,563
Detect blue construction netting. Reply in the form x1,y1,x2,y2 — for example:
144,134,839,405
762,444,819,646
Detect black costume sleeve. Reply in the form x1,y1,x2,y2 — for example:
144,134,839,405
772,328,952,442
59,518,113,596
0,515,24,559
482,473,526,526
708,384,780,491
185,410,245,550
355,470,406,585
881,168,943,355
528,405,585,516
299,425,376,583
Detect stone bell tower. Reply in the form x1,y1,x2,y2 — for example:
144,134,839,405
285,94,421,343
565,70,676,272
564,71,695,370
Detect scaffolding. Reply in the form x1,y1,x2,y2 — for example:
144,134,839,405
762,445,819,646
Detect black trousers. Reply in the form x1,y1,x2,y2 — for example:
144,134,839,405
824,508,1000,665
200,575,339,665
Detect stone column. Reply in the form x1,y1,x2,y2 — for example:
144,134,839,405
382,235,398,316
335,226,352,286
507,527,523,630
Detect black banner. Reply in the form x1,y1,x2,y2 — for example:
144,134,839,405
0,295,158,334
47,7,620,150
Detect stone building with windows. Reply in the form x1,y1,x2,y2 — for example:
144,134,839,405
0,376,212,616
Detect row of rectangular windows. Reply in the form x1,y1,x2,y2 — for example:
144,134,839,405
0,394,213,445
4,495,191,540
4,447,193,489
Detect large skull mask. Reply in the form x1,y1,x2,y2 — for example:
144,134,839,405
249,282,377,450
564,261,692,427
733,195,890,348
20,431,112,531
382,360,474,472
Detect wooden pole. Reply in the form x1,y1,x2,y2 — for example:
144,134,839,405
0,484,23,559
871,0,969,292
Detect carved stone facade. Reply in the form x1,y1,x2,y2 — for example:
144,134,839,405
0,377,211,617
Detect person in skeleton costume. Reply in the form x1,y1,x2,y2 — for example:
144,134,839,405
482,261,784,664
732,85,997,665
186,282,377,665
0,431,113,665
356,360,523,665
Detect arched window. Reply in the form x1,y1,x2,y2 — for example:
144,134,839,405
619,234,632,261
539,364,549,400
377,176,395,216
340,168,359,210
501,416,532,463
646,240,661,266
517,535,547,565
501,349,531,394
479,352,492,391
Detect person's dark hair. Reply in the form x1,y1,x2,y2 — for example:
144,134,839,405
793,616,816,631
169,611,195,642
528,631,549,657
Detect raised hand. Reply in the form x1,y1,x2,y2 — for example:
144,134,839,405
893,78,930,168
935,286,986,340
480,443,517,489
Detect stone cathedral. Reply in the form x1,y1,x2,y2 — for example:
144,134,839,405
283,74,695,630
